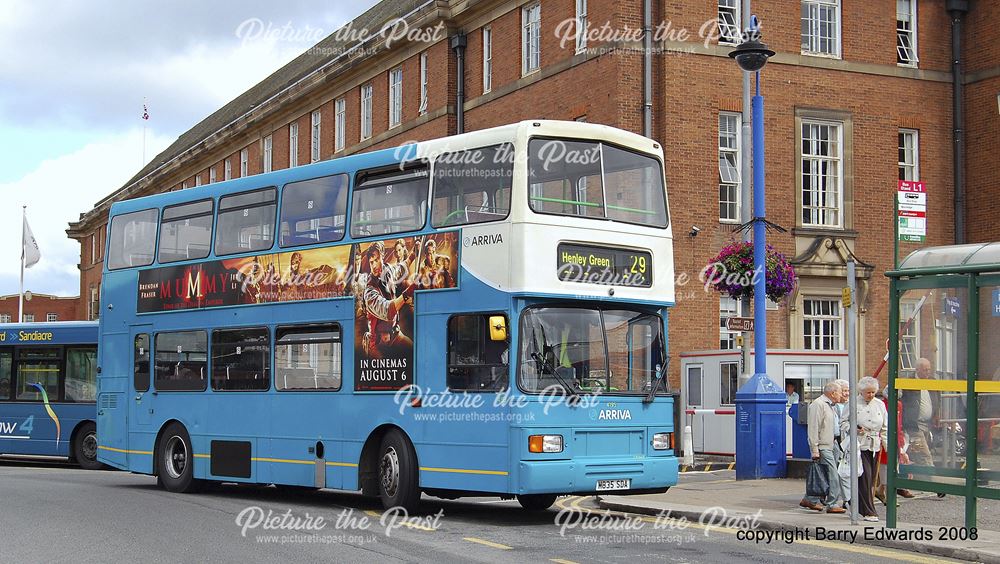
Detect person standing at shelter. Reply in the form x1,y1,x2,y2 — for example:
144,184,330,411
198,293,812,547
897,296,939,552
875,385,911,503
901,358,939,468
849,376,888,522
801,381,846,513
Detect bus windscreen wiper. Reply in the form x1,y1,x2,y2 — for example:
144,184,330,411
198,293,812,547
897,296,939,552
530,351,579,398
530,323,578,397
643,355,671,404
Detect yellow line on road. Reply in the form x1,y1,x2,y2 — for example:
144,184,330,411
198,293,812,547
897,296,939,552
363,510,436,532
550,559,579,564
463,537,512,550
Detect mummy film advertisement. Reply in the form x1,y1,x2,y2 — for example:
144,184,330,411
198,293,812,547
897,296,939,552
137,231,460,391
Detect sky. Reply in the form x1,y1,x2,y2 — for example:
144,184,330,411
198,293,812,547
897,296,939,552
0,0,378,297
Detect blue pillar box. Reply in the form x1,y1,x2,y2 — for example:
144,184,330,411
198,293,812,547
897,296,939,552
735,373,787,479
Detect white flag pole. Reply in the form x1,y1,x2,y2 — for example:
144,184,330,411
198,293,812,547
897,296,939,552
19,206,25,323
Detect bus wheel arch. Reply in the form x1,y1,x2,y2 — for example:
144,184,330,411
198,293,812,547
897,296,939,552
359,425,420,511
154,420,202,493
69,420,102,470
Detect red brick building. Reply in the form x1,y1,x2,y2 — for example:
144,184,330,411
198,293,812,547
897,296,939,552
66,0,998,386
0,293,81,323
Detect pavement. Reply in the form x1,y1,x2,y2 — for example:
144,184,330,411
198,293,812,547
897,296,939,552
599,472,1000,564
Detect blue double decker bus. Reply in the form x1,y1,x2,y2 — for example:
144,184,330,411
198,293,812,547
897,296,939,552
97,120,678,510
0,321,100,469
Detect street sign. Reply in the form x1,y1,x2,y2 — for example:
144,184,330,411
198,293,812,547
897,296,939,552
841,287,852,309
945,296,961,318
897,180,927,243
726,317,755,332
993,289,1000,318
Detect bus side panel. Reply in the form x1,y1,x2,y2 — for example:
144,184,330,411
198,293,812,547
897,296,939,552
0,402,73,457
266,393,345,488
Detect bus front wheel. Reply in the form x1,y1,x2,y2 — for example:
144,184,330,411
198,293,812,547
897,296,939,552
73,422,103,470
157,423,202,493
378,430,420,512
517,494,557,511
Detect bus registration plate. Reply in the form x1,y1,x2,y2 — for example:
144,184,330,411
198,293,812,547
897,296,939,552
596,479,631,491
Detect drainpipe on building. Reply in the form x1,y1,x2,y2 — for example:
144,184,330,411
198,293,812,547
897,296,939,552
947,0,968,244
451,33,467,135
642,0,652,137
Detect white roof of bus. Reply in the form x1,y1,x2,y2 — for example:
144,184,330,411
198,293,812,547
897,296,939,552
413,120,663,161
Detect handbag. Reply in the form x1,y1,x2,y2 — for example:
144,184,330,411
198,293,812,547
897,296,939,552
837,444,864,479
806,460,829,499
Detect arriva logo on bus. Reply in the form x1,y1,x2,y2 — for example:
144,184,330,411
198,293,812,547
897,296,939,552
593,409,633,421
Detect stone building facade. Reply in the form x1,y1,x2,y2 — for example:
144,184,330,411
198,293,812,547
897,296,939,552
67,0,998,386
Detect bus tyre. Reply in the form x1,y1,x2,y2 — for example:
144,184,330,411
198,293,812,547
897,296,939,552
378,430,420,512
158,423,201,493
516,494,557,511
73,422,103,470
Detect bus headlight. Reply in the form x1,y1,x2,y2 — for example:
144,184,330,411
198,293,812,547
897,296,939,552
529,435,563,453
652,433,672,450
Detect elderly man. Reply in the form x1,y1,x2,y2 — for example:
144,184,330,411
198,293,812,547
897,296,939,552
901,358,938,468
801,381,846,513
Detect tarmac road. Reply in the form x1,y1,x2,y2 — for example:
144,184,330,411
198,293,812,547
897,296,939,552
0,458,960,563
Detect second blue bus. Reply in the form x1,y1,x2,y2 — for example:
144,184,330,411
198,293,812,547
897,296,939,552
0,321,100,469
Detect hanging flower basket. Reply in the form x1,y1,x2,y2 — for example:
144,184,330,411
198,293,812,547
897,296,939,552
705,241,797,302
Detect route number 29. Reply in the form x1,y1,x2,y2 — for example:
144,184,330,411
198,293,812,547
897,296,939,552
630,255,647,274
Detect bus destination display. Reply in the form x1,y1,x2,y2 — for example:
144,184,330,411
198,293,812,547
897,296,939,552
556,243,652,287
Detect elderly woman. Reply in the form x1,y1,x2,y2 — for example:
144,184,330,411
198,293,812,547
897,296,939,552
844,376,888,522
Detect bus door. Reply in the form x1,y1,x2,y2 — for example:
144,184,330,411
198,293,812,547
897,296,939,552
130,325,154,429
417,312,511,491
97,327,131,468
12,347,65,455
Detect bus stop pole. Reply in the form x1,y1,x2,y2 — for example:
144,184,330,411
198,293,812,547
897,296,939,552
847,260,859,525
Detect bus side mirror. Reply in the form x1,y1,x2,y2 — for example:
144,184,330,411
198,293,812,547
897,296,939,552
489,316,507,341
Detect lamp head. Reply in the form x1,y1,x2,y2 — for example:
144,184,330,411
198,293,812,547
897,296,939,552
728,15,774,72
728,37,775,72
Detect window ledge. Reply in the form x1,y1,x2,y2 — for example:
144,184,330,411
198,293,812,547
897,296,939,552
792,226,858,239
801,51,842,60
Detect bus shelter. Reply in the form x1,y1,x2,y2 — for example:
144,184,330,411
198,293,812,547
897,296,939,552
886,242,1000,529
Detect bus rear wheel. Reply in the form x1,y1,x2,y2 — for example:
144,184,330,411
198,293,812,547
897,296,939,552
378,430,420,512
516,494,557,511
73,422,103,470
158,423,202,493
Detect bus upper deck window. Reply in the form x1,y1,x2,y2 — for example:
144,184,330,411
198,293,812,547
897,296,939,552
279,174,348,247
527,138,668,228
107,209,158,270
350,164,429,238
158,199,214,263
215,188,277,256
431,143,513,228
